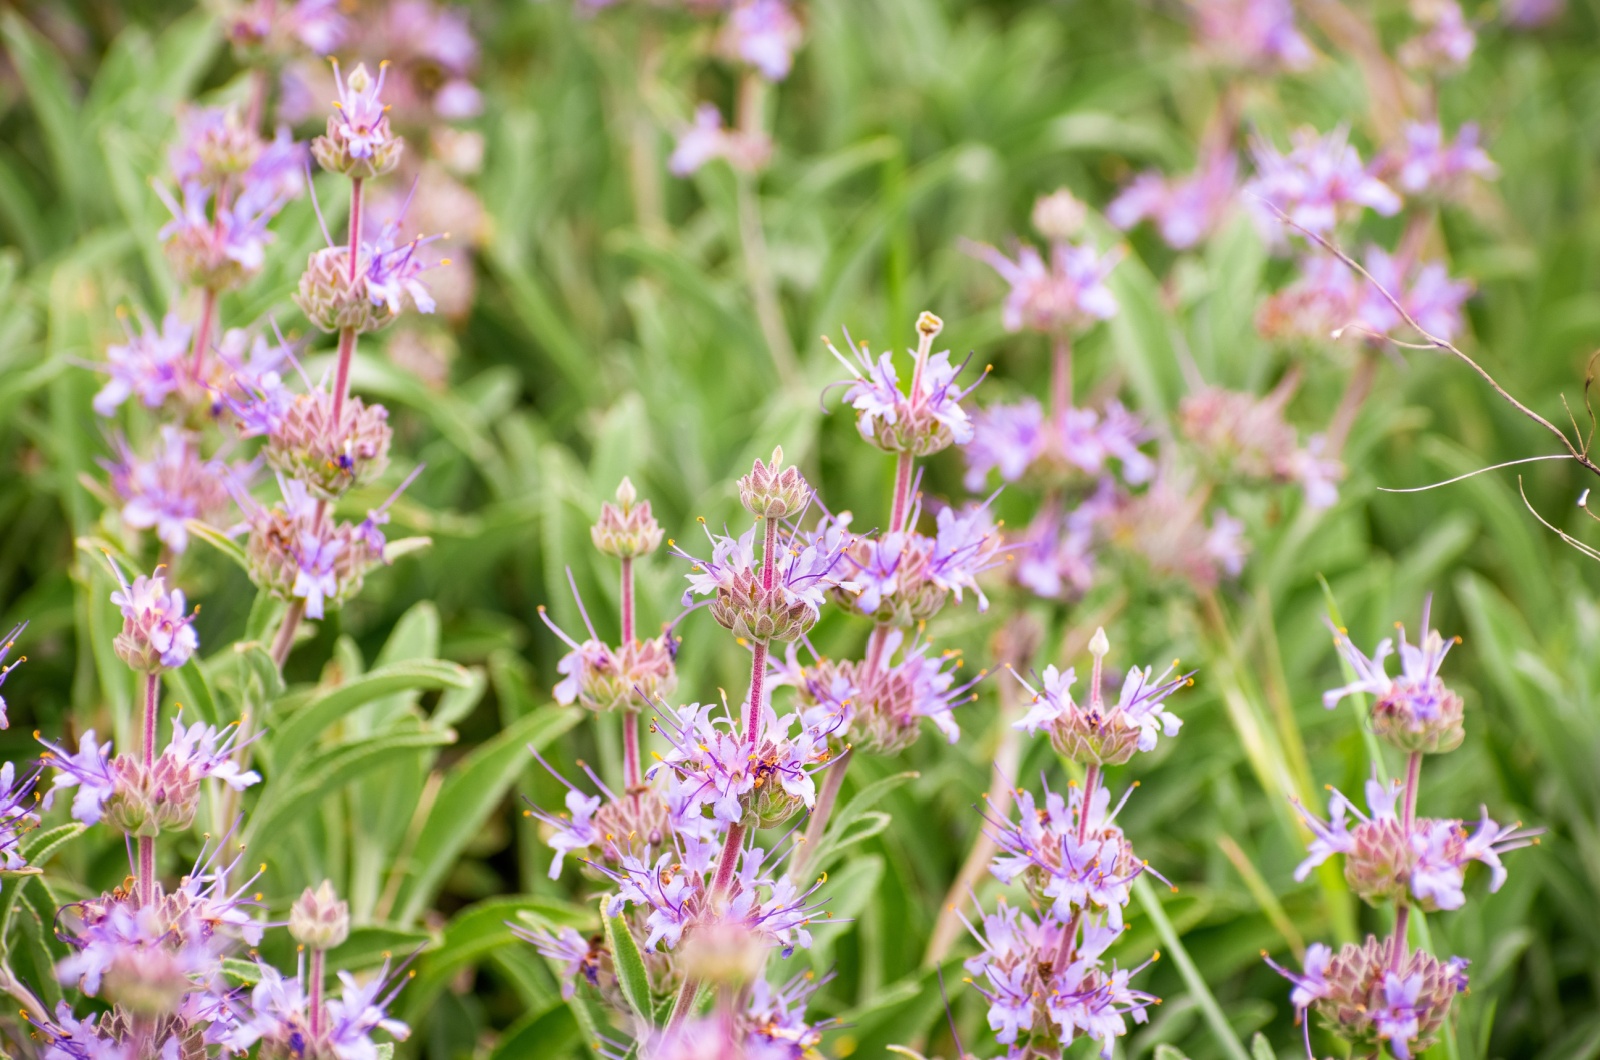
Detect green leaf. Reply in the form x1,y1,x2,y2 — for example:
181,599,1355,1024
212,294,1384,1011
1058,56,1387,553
489,1003,581,1060
0,12,87,215
806,770,917,874
1134,876,1251,1060
601,894,654,1029
221,957,264,985
266,660,473,774
185,519,252,574
392,705,578,925
1250,1032,1277,1060
1155,1046,1196,1060
166,654,220,727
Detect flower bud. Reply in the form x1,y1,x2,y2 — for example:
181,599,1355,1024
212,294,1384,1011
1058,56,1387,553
290,880,350,950
1032,188,1088,242
111,572,199,675
554,633,678,714
312,62,404,181
246,507,373,617
710,572,816,643
262,390,393,500
738,447,810,519
1306,937,1467,1058
295,246,395,334
1373,646,1465,754
103,755,202,836
591,477,665,558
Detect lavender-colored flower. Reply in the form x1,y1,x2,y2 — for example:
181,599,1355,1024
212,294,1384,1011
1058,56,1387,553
40,730,117,826
239,475,380,619
56,901,215,1015
777,628,985,754
1107,473,1248,591
1384,121,1497,200
94,311,193,417
1012,629,1190,766
312,61,404,179
964,399,1043,486
1323,600,1465,753
669,103,773,176
988,781,1152,929
1108,147,1239,249
676,520,851,643
1178,384,1345,509
109,565,199,673
1193,0,1314,71
1012,496,1104,600
24,1002,142,1060
926,502,1009,612
158,180,285,292
1355,246,1473,343
1400,0,1475,74
1256,253,1360,342
1264,941,1333,1011
324,960,414,1058
1246,126,1401,236
964,398,1153,490
170,106,261,189
1293,777,1538,910
227,0,347,56
0,760,40,870
104,428,231,554
824,313,984,457
228,957,412,1059
967,238,1121,335
720,0,804,81
651,697,836,827
221,962,310,1054
0,620,26,730
1502,0,1565,26
296,217,441,334
517,924,613,1000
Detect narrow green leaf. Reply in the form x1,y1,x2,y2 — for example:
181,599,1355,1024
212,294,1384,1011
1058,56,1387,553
1155,1046,1196,1060
601,894,654,1029
392,706,580,925
489,1003,581,1060
1134,876,1251,1060
805,770,917,873
185,519,252,574
266,661,473,774
1250,1032,1277,1060
166,654,220,727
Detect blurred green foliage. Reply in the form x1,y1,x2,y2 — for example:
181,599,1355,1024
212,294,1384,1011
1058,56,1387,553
1,1,1599,1057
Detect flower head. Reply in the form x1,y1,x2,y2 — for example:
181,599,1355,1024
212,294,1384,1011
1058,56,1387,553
239,476,380,619
262,388,393,500
592,477,665,558
967,239,1121,335
1193,0,1315,71
720,0,804,80
109,565,199,674
676,521,850,643
1246,126,1400,236
313,61,405,179
1323,600,1465,753
1012,629,1190,766
0,620,27,731
824,312,984,457
1108,147,1239,249
669,104,772,176
104,428,232,554
1382,121,1497,201
964,398,1153,490
158,179,286,292
0,760,41,869
94,311,193,417
1400,0,1475,74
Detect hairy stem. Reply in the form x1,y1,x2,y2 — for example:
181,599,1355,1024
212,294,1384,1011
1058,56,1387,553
309,947,326,1041
137,836,155,907
142,672,160,768
889,452,914,534
1401,750,1422,834
271,598,307,668
620,556,635,646
665,974,701,1035
623,708,643,791
189,288,217,381
331,326,358,433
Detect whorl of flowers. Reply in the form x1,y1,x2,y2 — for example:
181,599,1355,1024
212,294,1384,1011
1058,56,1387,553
238,476,383,620
1012,628,1190,767
261,387,393,500
312,60,405,180
1192,0,1315,72
592,476,666,558
103,428,232,555
1268,597,1542,1058
108,564,199,675
1178,383,1344,509
964,396,1153,490
1380,120,1498,202
1245,126,1401,237
295,222,442,335
1108,145,1239,250
0,759,41,870
966,235,1122,336
675,517,849,645
823,312,985,457
93,311,194,418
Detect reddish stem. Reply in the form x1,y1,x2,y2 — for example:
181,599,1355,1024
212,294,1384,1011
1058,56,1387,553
137,836,155,908
1054,762,1101,968
1051,333,1072,421
623,708,643,791
619,556,635,646
331,326,357,430
142,672,160,769
1400,751,1421,835
271,598,306,668
745,640,769,746
1391,904,1411,971
190,288,217,382
889,452,914,535
309,948,326,1041
710,821,747,898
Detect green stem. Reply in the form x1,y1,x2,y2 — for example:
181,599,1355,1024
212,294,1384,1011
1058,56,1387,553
1133,875,1252,1060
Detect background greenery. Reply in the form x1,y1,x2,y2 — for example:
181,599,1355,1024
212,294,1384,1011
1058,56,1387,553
0,0,1597,1057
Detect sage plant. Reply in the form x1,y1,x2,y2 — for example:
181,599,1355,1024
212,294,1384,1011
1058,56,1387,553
1266,601,1540,1059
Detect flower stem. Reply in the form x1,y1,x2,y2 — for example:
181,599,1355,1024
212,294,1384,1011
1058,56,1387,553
347,179,364,282
1391,903,1411,971
666,974,701,1035
137,836,155,908
331,326,358,433
1050,333,1072,420
309,947,326,1041
620,556,636,645
141,672,160,769
190,288,217,382
710,822,747,899
745,516,779,743
1400,750,1422,834
271,598,306,668
889,451,914,534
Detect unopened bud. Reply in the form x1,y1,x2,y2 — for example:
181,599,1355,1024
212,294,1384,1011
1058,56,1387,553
1088,627,1110,659
1032,188,1087,242
289,880,350,950
916,311,944,339
263,390,392,500
591,477,665,558
738,447,810,519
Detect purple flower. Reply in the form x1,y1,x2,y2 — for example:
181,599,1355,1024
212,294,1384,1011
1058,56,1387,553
1374,971,1426,1059
324,959,414,1058
967,239,1121,335
104,428,231,554
675,521,852,643
1194,0,1314,71
158,179,286,289
330,59,394,163
163,717,263,793
1012,497,1104,600
40,731,116,825
110,566,200,672
1246,126,1401,236
56,901,216,1010
516,925,609,1000
720,0,804,80
823,315,984,457
0,620,26,730
0,760,41,869
1108,147,1238,249
1502,0,1565,26
1400,0,1475,74
1384,121,1497,200
1263,941,1333,1010
964,398,1152,490
94,311,192,416
927,502,1008,612
221,963,309,1054
26,1003,141,1060
669,103,772,176
1355,246,1473,342
1322,600,1466,751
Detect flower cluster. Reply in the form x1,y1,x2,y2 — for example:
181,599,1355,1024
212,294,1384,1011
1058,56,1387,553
1109,144,1239,250
823,312,983,457
962,630,1186,1058
1268,599,1541,1059
1178,382,1344,509
1245,126,1401,237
